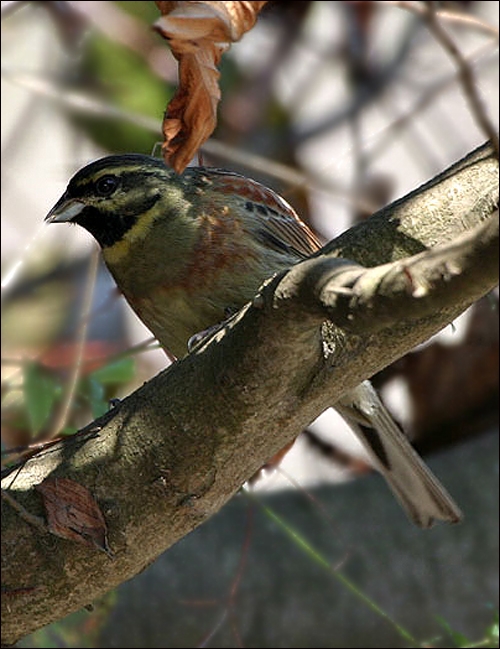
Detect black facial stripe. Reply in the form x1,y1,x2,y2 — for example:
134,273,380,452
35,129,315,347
73,193,161,248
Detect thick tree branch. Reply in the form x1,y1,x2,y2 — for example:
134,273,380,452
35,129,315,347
1,142,498,645
274,208,498,333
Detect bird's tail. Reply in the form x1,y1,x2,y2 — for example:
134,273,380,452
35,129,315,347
335,381,463,528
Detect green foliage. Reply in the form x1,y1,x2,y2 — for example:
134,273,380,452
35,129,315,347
84,358,135,418
22,361,61,435
75,32,172,153
89,357,135,384
4,356,136,445
115,1,160,23
435,613,499,648
72,1,174,154
69,1,244,156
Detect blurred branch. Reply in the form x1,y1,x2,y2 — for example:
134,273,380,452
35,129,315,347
0,223,46,295
0,0,28,19
69,0,177,81
365,43,498,163
421,1,499,157
293,11,423,143
45,248,100,441
386,1,499,39
293,2,498,149
1,67,162,135
0,68,376,214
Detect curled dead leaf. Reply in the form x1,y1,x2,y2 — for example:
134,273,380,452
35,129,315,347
154,1,268,172
36,477,112,556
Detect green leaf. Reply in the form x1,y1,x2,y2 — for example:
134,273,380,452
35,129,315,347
90,358,135,385
435,616,471,647
485,614,499,646
76,28,172,153
60,426,78,437
86,378,108,419
22,362,59,435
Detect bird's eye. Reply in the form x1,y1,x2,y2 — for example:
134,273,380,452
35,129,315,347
95,175,118,197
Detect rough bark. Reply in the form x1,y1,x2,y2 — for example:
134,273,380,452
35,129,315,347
1,142,498,645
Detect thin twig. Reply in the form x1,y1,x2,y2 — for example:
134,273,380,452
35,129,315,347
2,437,64,462
196,504,253,648
45,247,100,440
366,44,498,163
1,490,47,534
385,1,499,39
293,12,425,144
421,1,499,157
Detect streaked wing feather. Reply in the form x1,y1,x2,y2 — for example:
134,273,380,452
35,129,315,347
206,169,324,258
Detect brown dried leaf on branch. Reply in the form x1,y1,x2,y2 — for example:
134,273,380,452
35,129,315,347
36,477,112,555
154,1,268,172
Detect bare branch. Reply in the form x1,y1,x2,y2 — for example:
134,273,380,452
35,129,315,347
421,1,499,157
277,210,498,333
386,1,499,39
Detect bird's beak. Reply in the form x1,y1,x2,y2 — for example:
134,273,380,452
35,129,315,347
45,194,86,223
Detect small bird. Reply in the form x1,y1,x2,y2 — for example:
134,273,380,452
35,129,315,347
46,153,462,527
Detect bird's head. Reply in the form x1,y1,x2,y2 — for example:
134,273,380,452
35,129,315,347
45,154,180,248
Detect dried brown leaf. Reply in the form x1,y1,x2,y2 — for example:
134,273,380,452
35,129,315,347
154,1,268,172
36,477,111,555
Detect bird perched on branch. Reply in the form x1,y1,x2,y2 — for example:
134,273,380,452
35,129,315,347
46,153,462,528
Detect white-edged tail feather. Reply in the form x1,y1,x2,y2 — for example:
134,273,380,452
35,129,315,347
335,381,463,528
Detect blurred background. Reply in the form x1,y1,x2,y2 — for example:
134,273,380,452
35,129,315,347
1,1,498,647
